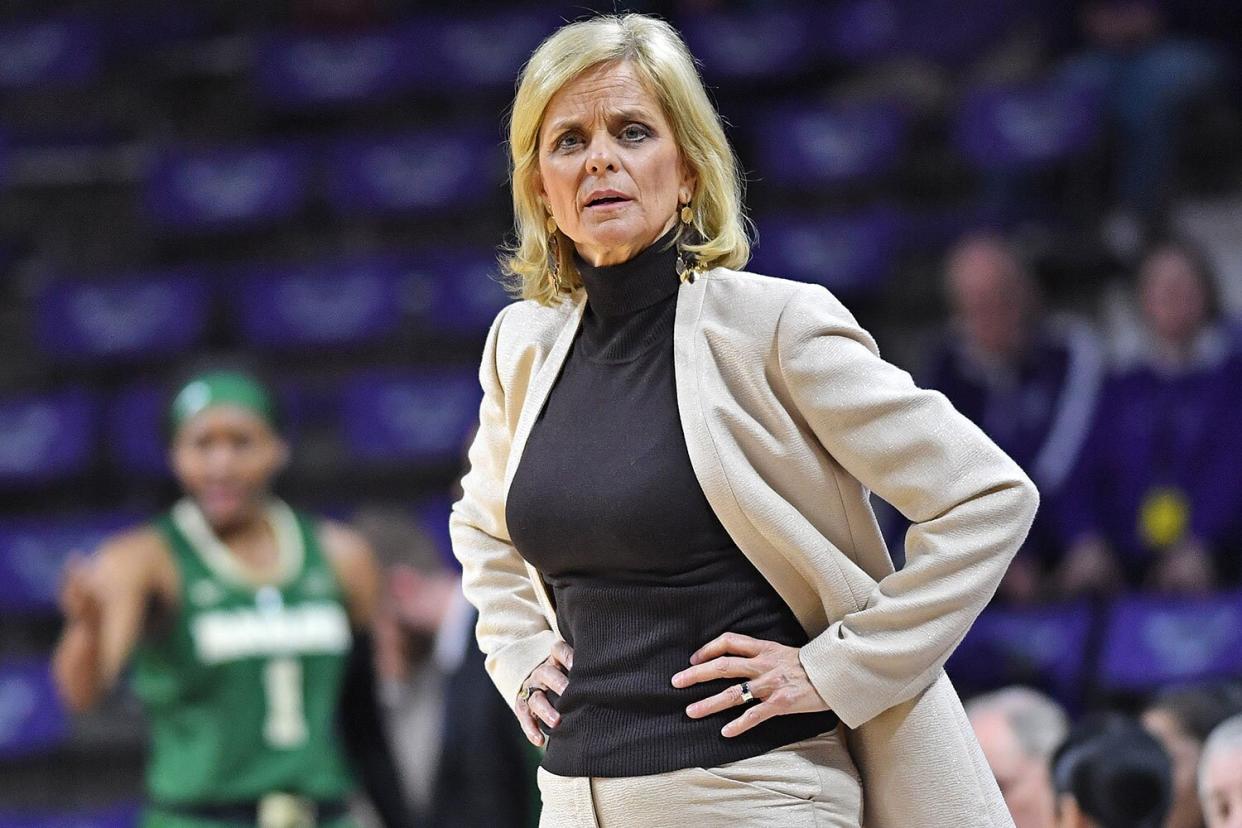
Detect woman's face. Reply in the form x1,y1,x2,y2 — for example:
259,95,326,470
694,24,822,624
170,405,288,533
536,60,695,267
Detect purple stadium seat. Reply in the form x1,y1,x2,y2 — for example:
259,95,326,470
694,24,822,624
755,101,907,186
339,369,481,467
428,12,555,90
231,256,404,349
143,144,311,231
953,79,1104,172
680,9,813,80
947,601,1094,704
0,389,96,485
749,209,904,294
35,271,209,362
0,18,102,89
324,129,502,217
819,0,900,62
0,659,68,760
820,0,1024,66
254,26,423,110
0,802,139,828
107,384,169,477
397,250,510,336
1098,590,1242,692
0,512,139,613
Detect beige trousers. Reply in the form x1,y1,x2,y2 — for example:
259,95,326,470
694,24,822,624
536,728,863,827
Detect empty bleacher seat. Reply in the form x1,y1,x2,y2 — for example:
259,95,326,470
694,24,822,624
0,18,102,89
1097,590,1242,693
947,601,1094,704
143,144,311,231
339,369,481,466
35,272,209,363
953,78,1104,172
0,389,97,485
754,101,908,187
680,8,814,81
429,12,556,90
749,209,904,294
396,250,510,336
106,384,169,477
0,513,138,614
230,257,404,349
0,658,68,760
0,802,139,828
323,129,501,217
821,0,1023,66
254,26,422,111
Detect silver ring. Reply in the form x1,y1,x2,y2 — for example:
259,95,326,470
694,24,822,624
739,681,755,704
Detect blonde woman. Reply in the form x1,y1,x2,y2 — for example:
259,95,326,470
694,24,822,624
450,13,1038,827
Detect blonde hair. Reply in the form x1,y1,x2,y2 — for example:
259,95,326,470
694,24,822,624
501,13,750,306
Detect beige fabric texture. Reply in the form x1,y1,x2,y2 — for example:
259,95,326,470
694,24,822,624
449,267,1037,827
537,729,863,827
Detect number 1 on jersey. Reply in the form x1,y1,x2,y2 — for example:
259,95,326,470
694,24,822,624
263,657,308,748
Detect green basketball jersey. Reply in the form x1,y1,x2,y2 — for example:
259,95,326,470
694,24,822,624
132,499,356,810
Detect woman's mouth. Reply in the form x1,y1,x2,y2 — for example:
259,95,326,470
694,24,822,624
584,192,632,210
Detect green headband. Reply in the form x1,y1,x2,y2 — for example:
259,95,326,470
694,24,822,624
169,371,279,434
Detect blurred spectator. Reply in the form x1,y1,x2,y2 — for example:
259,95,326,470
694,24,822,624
356,506,538,828
967,686,1070,827
1051,713,1172,828
1200,714,1242,828
925,232,1103,602
1058,1,1231,249
1056,241,1242,594
1143,683,1242,828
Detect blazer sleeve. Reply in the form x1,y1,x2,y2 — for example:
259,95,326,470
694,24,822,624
449,305,558,711
776,283,1040,727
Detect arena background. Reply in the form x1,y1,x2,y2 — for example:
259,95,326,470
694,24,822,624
0,1,1240,824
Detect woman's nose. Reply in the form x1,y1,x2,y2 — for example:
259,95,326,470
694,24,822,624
585,137,619,175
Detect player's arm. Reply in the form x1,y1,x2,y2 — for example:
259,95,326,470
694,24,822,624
321,521,417,828
52,529,171,713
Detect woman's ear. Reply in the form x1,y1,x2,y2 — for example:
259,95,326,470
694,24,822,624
679,159,697,204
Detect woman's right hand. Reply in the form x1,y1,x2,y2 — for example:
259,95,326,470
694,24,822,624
515,639,573,747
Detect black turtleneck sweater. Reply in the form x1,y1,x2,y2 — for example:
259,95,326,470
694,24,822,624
505,231,839,778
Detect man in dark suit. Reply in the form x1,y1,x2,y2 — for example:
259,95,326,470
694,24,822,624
358,506,539,828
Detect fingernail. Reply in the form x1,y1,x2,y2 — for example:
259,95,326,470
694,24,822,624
671,672,684,687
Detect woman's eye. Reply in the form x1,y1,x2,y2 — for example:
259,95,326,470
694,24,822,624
555,133,581,150
621,124,649,141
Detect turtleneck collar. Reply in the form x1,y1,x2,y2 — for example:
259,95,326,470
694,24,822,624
574,228,680,318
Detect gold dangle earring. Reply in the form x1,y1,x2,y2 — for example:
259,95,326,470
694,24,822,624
545,214,562,294
676,202,700,284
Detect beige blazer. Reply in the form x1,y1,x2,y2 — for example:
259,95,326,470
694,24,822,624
449,266,1038,827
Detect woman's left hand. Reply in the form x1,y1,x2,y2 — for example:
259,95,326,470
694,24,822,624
670,632,831,737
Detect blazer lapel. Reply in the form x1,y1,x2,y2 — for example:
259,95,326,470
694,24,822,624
673,272,826,633
502,292,587,636
502,292,587,498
